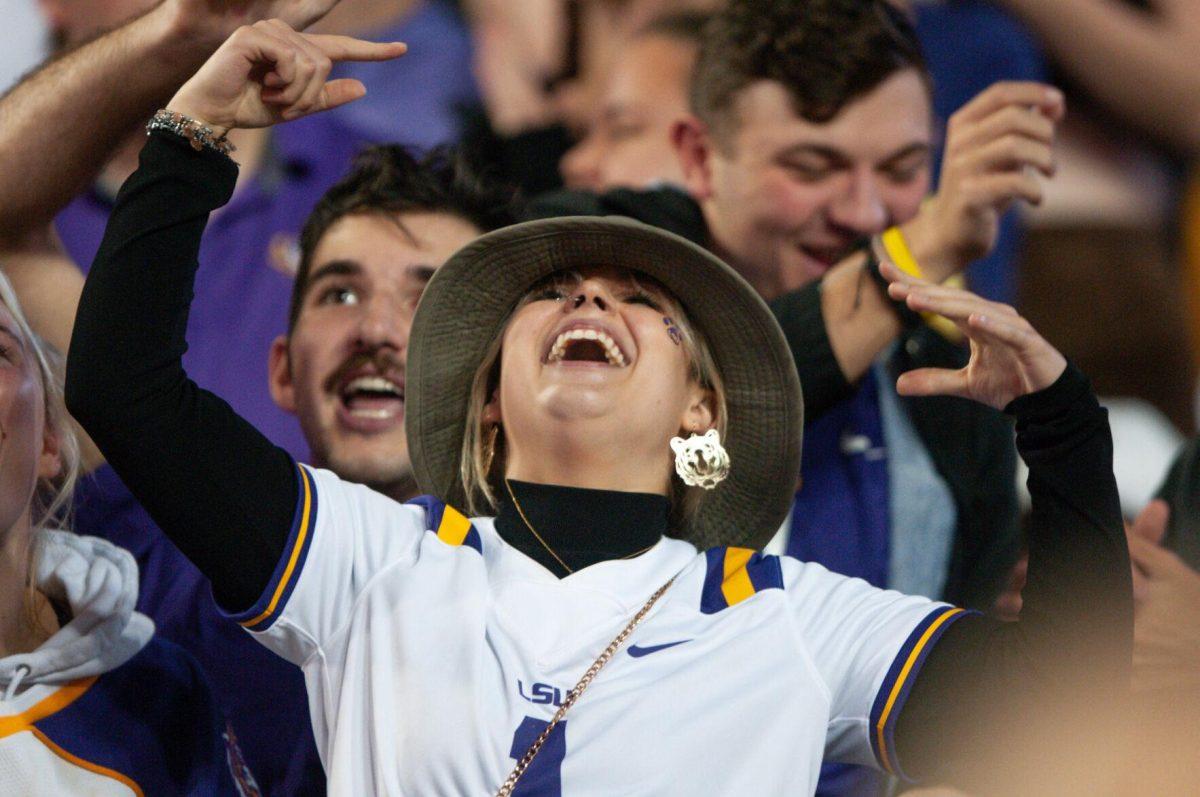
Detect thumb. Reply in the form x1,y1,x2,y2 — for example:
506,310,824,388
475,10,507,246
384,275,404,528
316,79,367,111
896,367,969,399
1127,532,1188,578
1132,498,1170,544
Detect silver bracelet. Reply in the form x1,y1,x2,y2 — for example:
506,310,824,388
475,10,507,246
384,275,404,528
146,109,236,156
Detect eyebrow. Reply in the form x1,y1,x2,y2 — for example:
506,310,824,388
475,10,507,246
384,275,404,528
407,265,438,284
305,259,438,295
777,141,931,166
306,259,362,288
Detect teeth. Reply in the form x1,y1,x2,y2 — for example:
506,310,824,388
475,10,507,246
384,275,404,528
547,328,626,366
348,407,398,419
344,376,402,396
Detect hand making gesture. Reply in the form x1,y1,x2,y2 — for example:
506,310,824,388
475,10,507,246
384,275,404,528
882,259,1068,409
168,19,407,137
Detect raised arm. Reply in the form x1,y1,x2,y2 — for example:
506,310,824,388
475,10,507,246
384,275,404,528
64,22,406,611
0,0,345,248
878,267,1131,788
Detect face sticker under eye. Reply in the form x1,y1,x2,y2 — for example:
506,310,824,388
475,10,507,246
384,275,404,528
663,317,683,346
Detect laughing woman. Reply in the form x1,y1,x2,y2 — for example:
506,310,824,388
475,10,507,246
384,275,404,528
66,22,1130,796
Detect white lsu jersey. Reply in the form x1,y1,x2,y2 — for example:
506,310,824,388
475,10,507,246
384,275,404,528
225,465,971,796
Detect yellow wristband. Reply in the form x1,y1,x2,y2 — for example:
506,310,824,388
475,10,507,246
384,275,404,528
880,226,925,280
880,226,964,342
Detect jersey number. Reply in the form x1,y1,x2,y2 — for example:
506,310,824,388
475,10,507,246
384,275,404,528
508,716,567,796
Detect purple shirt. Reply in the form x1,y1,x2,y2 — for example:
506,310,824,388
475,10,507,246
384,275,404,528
327,0,479,149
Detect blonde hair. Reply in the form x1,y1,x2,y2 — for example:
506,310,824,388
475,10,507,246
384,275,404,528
459,270,727,533
0,272,82,632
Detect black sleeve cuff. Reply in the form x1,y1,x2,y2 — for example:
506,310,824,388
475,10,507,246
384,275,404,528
1003,362,1098,436
136,130,239,209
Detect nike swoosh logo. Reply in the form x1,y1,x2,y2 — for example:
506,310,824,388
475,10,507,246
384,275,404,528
627,640,691,658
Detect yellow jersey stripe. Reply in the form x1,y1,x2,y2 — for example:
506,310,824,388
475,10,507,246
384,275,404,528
436,506,472,547
720,547,757,606
875,607,964,773
0,677,98,739
241,465,314,629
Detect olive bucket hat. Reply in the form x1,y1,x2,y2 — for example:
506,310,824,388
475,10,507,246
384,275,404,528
406,216,802,550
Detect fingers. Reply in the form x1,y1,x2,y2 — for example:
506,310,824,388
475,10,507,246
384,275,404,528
959,134,1055,178
950,81,1065,128
941,81,1062,213
315,79,368,113
279,32,335,117
1131,498,1171,545
879,257,932,290
890,278,1021,324
244,20,404,120
306,34,408,62
890,275,1068,399
896,367,970,400
1128,532,1191,578
955,103,1056,151
962,171,1046,208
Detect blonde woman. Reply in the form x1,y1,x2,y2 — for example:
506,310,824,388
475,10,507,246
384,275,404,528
0,273,249,794
67,21,1130,795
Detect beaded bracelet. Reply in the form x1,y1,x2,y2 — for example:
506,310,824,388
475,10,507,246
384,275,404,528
145,109,236,156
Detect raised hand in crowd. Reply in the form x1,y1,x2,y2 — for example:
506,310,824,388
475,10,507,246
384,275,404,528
1125,499,1200,693
168,19,406,134
902,81,1064,280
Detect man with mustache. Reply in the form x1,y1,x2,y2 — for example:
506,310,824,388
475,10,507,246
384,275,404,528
267,146,519,502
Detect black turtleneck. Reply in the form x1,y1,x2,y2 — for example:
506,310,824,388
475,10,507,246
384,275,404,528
494,480,669,577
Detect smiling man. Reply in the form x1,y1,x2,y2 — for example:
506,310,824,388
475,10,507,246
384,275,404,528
680,66,933,298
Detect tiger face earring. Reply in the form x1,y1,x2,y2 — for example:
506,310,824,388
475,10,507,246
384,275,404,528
670,428,730,489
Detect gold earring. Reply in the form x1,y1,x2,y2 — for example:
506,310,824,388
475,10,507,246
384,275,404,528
483,424,501,475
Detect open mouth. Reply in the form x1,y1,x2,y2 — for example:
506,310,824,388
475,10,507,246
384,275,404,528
800,245,844,269
547,328,627,367
339,374,405,420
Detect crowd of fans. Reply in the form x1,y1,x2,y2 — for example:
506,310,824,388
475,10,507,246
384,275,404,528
0,0,1196,794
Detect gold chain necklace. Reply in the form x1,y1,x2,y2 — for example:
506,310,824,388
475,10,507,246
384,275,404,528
494,574,676,796
504,479,656,574
505,479,575,573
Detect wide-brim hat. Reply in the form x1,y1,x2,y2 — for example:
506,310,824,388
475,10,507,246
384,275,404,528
406,216,802,550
